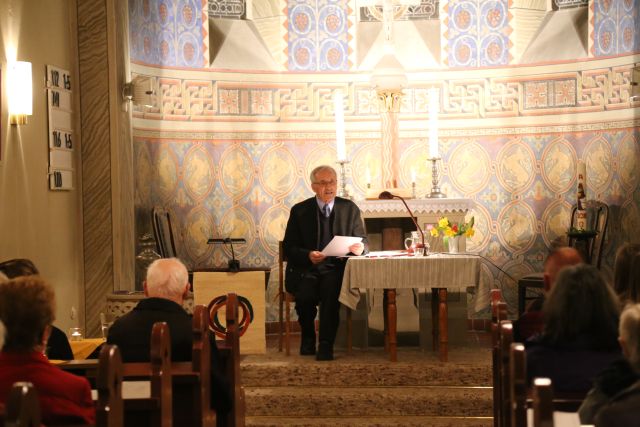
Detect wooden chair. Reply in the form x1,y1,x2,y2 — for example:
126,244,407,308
531,378,554,427
4,382,40,427
216,293,245,427
568,201,609,268
517,201,609,316
277,241,355,356
152,207,178,258
277,240,297,356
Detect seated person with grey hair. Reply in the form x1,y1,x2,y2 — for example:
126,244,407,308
107,258,231,415
579,303,640,425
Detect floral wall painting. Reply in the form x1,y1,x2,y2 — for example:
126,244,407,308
129,0,640,320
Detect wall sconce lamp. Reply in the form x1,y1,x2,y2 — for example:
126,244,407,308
8,61,33,125
123,75,155,108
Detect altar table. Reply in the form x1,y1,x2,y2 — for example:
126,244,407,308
339,253,481,362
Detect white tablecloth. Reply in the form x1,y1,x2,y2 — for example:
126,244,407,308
339,253,481,310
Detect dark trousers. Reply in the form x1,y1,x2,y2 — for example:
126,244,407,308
294,267,343,345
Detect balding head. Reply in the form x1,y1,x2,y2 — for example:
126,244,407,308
543,246,583,291
144,258,189,305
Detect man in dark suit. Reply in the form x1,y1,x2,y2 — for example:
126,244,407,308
283,165,368,361
107,257,231,415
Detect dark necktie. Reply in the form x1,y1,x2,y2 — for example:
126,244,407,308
323,204,330,218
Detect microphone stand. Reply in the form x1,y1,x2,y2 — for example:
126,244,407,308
207,237,247,272
378,191,426,256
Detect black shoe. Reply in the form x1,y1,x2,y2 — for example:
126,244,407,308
316,342,333,361
300,337,316,355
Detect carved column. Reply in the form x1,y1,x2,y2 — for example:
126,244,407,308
376,89,403,189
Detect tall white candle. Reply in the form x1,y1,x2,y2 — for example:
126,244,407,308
334,90,346,161
411,168,416,184
428,88,439,159
365,167,371,186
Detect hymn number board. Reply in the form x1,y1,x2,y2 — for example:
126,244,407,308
46,65,74,190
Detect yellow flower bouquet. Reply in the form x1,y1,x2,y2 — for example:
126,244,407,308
428,216,475,238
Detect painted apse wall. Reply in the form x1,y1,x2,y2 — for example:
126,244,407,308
0,0,84,332
129,0,640,320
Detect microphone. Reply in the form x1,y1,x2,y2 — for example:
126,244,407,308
378,191,426,256
207,238,247,272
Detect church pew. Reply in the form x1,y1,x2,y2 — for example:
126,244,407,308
499,321,514,427
531,378,554,427
3,382,40,427
490,289,507,427
216,293,245,427
509,343,527,427
120,321,172,427
95,344,123,427
171,304,215,427
1,344,123,427
507,344,586,427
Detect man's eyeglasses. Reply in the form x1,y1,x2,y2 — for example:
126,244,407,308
313,180,337,187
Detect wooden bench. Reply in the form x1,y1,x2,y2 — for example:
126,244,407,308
2,344,123,427
490,288,507,427
508,343,585,427
215,293,245,427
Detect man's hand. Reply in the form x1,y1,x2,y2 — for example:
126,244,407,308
309,250,326,264
349,242,364,256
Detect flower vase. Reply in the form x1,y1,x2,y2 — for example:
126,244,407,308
447,235,463,253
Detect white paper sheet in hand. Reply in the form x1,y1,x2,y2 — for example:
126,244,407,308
321,236,363,256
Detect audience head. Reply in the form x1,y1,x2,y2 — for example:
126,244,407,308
0,258,40,279
0,276,55,352
619,303,640,372
542,246,583,291
543,264,620,350
144,258,189,304
613,243,640,304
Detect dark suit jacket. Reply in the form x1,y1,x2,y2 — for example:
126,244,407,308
107,297,231,413
0,350,95,425
595,380,640,427
46,325,74,360
283,196,368,291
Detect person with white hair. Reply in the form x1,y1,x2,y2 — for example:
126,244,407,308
107,257,231,415
579,303,640,425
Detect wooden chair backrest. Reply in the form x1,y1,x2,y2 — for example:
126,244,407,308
152,207,177,258
219,293,244,427
509,343,526,427
569,201,609,268
189,305,214,426
499,321,514,427
491,299,507,427
532,378,554,427
4,382,41,427
96,344,124,427
120,321,172,427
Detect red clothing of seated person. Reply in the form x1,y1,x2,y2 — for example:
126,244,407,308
0,351,95,425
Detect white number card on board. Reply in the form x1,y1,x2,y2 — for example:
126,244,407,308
46,65,74,190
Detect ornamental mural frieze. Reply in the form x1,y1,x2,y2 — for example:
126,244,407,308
132,64,638,121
